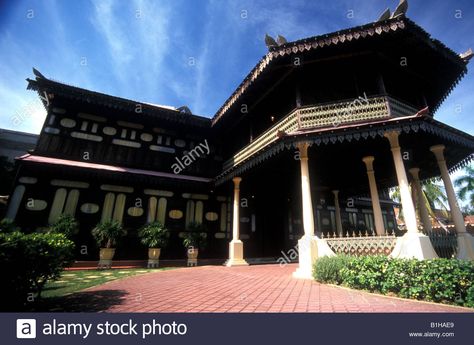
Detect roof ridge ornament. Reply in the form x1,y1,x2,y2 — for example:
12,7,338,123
376,0,408,22
377,8,391,22
391,0,408,19
460,48,473,64
265,34,288,50
32,67,45,79
276,35,287,46
264,34,278,50
177,105,192,115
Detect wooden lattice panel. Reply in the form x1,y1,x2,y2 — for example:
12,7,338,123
223,96,418,170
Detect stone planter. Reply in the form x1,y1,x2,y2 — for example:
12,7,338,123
98,248,115,269
187,247,199,267
147,248,161,268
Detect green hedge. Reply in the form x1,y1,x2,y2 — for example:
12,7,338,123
0,231,75,310
313,255,474,308
313,255,351,285
467,286,474,308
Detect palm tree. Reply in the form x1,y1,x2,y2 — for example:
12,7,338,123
389,186,404,222
422,181,449,218
454,165,474,215
390,187,401,203
390,181,449,225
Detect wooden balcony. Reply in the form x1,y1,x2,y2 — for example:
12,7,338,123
223,95,418,171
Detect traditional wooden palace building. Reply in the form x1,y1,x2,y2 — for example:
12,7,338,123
6,10,474,277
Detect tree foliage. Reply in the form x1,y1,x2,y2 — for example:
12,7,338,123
0,231,75,310
455,165,474,215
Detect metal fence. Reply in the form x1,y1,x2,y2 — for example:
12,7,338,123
422,227,458,259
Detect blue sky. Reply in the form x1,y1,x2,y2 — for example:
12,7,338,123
0,0,473,135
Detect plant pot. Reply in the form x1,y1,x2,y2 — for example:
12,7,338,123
147,248,161,268
98,248,115,269
187,247,199,267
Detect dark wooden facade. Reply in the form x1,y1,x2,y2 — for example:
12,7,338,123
6,16,474,260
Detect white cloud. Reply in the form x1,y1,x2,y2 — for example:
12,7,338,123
0,32,47,133
90,0,174,103
132,0,172,95
0,0,95,133
91,1,134,77
0,82,46,134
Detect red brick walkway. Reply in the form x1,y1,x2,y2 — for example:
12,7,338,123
64,264,472,313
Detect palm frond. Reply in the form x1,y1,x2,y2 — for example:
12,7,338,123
454,165,474,205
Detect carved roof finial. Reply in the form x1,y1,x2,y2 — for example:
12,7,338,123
391,0,408,18
264,34,277,50
32,67,45,79
460,48,473,63
177,105,192,114
377,8,391,22
276,35,287,46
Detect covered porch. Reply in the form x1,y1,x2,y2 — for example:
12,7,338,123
218,113,474,277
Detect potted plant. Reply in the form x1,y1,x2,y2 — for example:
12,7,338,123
138,222,170,268
182,222,208,266
91,220,126,268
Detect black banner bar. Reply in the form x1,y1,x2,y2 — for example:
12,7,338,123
2,313,473,345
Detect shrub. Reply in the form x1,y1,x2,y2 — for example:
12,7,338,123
331,255,474,307
313,255,351,284
466,286,474,308
380,258,423,299
0,231,75,310
92,220,126,248
0,218,20,233
49,214,78,238
138,222,170,248
340,255,389,292
415,259,474,305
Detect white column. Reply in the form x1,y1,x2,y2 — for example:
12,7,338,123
232,177,242,241
430,145,466,233
362,156,385,236
299,142,315,237
332,190,343,237
384,131,418,233
430,144,474,260
408,168,432,232
293,142,334,279
385,131,437,259
225,177,248,266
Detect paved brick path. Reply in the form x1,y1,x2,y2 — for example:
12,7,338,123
58,264,472,312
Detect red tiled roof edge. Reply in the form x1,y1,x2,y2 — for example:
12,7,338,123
16,154,212,183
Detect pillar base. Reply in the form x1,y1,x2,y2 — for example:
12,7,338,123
390,232,438,259
293,235,335,279
225,240,249,267
456,232,474,260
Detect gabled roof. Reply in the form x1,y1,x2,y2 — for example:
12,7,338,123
211,16,467,126
27,73,212,128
